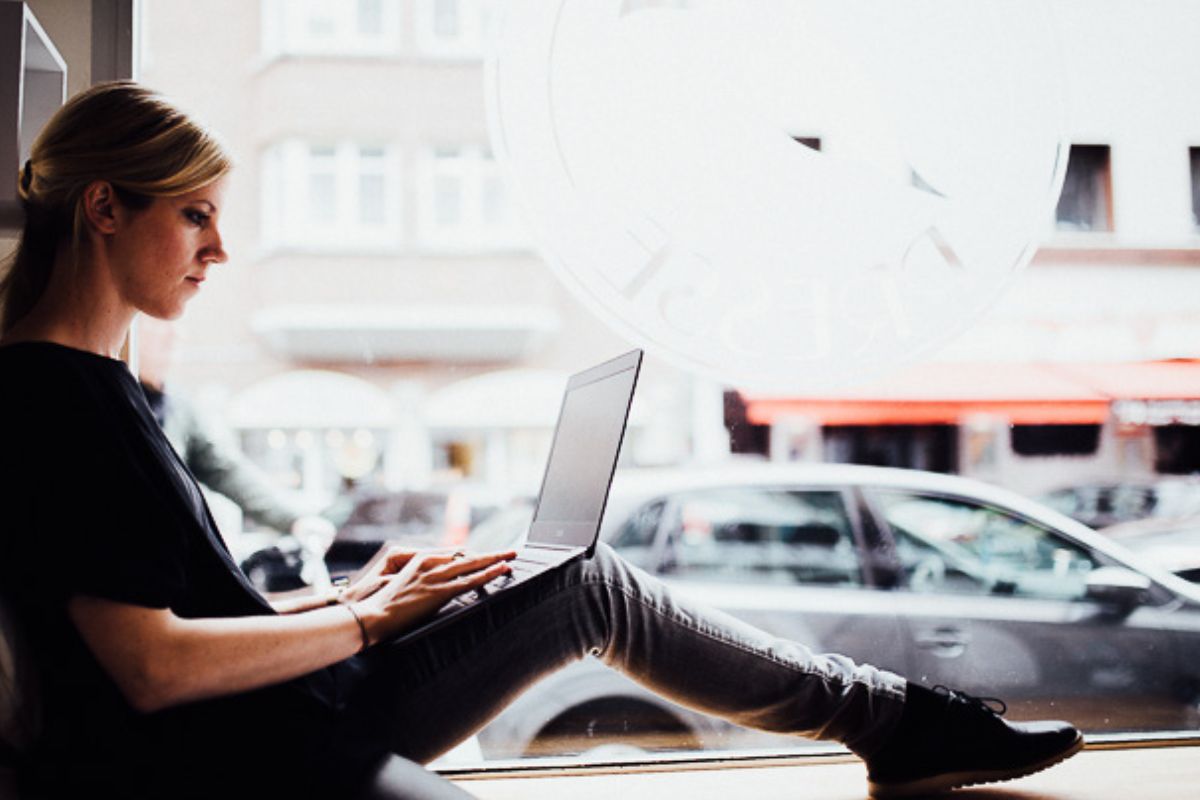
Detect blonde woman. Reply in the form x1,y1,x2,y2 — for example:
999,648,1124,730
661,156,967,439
0,82,1081,800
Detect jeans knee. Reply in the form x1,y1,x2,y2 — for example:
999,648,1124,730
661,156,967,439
576,542,628,585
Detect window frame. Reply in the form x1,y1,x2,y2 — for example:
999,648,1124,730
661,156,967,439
260,0,403,59
415,143,525,251
1189,146,1200,231
649,484,875,589
1054,143,1115,234
260,138,403,253
859,485,1175,606
413,0,493,60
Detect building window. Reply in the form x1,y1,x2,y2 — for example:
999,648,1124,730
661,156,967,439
1011,424,1101,457
1055,144,1113,232
414,0,493,58
261,141,401,250
261,0,401,57
1190,147,1200,228
823,425,958,474
1154,425,1200,474
417,145,522,248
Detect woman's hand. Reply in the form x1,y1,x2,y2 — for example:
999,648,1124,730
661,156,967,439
340,544,456,603
338,545,419,603
353,549,516,645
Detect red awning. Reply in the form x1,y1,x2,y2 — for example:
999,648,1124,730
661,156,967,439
742,361,1200,427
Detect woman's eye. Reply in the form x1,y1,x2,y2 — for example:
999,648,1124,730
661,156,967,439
185,209,209,226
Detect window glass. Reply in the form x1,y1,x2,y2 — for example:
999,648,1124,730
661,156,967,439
610,500,665,570
1010,424,1101,457
307,146,337,225
417,0,489,57
434,0,459,38
261,0,400,56
661,489,862,586
131,0,1200,771
1191,147,1200,228
420,145,521,247
262,141,399,249
1055,144,1112,231
874,490,1098,600
357,0,384,36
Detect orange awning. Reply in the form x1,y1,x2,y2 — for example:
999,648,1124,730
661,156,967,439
742,361,1200,427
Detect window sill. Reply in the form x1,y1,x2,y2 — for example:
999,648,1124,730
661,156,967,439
445,738,1200,799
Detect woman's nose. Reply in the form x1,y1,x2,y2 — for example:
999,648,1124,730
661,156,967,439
205,228,229,264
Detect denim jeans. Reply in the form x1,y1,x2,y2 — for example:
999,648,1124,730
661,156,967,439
335,543,906,773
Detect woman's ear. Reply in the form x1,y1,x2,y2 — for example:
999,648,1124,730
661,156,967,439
80,180,119,235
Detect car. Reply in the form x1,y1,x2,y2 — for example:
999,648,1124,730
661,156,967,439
1039,478,1200,530
1101,516,1200,583
469,463,1200,762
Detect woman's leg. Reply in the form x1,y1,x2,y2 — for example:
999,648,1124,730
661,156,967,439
336,543,905,763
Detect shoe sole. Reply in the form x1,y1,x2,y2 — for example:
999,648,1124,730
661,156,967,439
867,732,1085,798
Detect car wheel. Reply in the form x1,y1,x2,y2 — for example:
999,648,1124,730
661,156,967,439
525,698,701,758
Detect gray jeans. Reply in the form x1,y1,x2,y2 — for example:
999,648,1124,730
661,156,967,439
337,543,906,774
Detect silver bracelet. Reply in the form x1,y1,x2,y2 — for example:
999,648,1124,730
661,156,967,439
343,602,370,652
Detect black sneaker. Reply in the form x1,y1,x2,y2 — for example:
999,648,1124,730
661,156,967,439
864,684,1083,798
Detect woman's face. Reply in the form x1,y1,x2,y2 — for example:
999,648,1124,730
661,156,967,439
110,176,230,320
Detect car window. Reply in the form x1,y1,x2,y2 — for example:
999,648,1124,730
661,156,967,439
611,500,665,570
660,488,862,586
874,490,1099,601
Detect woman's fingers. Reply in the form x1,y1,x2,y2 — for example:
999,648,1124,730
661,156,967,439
431,551,515,580
455,561,512,590
381,546,420,574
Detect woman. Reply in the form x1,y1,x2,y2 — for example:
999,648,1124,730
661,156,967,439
0,82,1082,800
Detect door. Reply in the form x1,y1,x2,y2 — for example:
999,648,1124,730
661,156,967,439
652,485,910,677
866,488,1186,732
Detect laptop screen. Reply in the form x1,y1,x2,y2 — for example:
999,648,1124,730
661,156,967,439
527,351,641,550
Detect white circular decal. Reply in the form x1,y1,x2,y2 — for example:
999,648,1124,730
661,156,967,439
487,0,1067,391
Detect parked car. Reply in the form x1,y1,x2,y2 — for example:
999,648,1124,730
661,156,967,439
1101,516,1200,583
470,463,1200,761
1039,478,1200,530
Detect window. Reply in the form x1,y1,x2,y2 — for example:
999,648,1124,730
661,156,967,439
415,0,493,58
261,141,400,250
417,145,522,248
873,491,1098,601
611,500,666,570
1055,144,1113,232
823,425,958,473
1010,424,1101,457
1191,147,1200,229
261,0,401,57
1153,425,1200,474
130,0,1200,775
660,488,862,586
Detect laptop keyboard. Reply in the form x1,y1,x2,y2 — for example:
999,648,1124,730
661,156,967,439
437,552,563,613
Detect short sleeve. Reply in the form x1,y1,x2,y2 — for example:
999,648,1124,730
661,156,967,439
8,373,188,610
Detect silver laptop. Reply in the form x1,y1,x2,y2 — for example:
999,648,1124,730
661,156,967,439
392,349,643,644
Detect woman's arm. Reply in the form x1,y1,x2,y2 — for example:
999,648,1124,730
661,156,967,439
68,549,514,713
268,589,334,614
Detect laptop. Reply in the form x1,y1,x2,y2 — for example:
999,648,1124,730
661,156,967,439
392,349,643,644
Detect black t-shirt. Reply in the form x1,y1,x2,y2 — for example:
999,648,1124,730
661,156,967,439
0,342,358,798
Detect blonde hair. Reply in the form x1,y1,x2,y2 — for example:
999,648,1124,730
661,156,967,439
1,81,232,333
